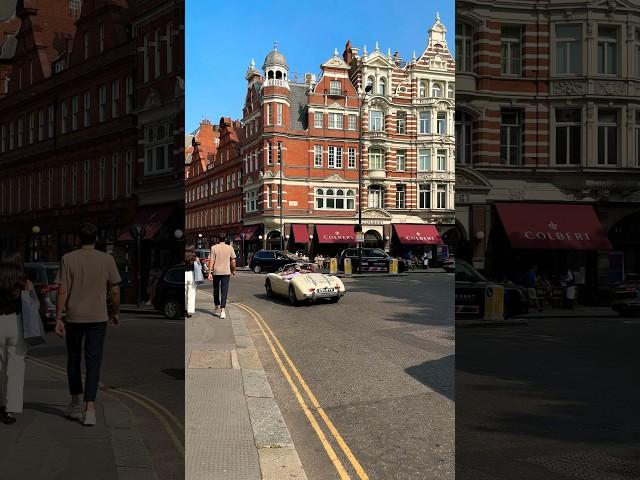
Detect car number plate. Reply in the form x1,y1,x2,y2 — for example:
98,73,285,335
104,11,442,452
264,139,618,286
317,288,335,294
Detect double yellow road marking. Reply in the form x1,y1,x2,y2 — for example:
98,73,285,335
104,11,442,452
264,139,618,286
26,355,185,456
235,302,369,480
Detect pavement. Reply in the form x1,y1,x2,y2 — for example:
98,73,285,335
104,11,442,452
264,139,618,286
1,311,185,480
0,355,158,480
185,296,307,480
456,312,640,479
200,272,454,479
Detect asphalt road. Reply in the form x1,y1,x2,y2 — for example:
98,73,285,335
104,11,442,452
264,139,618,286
202,271,454,480
28,312,185,480
456,315,640,479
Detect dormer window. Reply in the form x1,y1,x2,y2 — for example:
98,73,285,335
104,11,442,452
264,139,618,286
330,80,341,95
419,80,427,97
378,77,386,96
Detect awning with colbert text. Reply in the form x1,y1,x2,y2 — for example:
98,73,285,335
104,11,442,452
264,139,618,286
495,203,612,250
315,225,356,244
291,224,310,243
393,224,443,245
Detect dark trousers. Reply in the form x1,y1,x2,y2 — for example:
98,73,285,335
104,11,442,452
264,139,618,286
213,275,231,308
65,322,107,402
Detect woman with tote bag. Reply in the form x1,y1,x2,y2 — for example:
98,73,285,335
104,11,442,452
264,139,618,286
0,250,37,425
185,246,198,318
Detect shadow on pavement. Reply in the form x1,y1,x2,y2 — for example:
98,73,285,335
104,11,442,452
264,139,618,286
162,368,185,380
406,354,454,401
456,320,640,447
23,402,64,418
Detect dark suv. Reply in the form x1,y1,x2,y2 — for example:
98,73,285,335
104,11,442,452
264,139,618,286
249,250,302,273
152,264,184,319
24,262,62,329
338,248,406,273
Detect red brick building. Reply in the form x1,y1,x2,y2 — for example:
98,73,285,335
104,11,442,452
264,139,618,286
455,0,640,301
237,16,455,262
0,0,184,302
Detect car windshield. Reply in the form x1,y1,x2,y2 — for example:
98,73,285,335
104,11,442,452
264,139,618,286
25,265,48,284
165,268,183,283
455,260,488,283
45,266,59,283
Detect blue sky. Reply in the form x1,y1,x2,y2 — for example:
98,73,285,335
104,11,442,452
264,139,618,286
186,0,455,133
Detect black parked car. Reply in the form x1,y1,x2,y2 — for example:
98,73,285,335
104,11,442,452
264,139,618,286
249,250,302,273
337,248,407,273
611,274,640,317
152,264,184,319
24,262,62,329
455,259,528,319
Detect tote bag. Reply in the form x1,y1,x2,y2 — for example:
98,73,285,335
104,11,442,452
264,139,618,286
21,289,46,346
193,259,204,283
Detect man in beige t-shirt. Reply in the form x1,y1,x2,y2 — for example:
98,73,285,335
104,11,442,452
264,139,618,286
54,223,121,426
208,236,236,319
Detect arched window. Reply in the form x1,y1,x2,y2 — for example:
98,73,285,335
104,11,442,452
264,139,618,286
367,76,375,90
316,188,324,208
275,70,282,79
419,80,427,97
378,77,386,96
267,70,274,79
368,185,384,208
315,188,355,210
347,190,355,209
432,83,442,97
448,84,455,98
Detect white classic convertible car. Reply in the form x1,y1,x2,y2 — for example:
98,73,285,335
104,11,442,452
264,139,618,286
265,263,346,305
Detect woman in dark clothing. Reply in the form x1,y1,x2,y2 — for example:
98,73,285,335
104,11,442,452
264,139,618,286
0,250,34,425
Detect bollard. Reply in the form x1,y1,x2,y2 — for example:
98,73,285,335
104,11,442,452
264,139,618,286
483,284,505,321
389,258,398,275
329,257,338,275
344,257,352,276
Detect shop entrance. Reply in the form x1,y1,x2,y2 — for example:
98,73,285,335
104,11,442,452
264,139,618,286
364,230,383,249
267,231,282,251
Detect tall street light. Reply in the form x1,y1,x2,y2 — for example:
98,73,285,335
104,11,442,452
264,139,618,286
357,83,373,274
279,150,284,251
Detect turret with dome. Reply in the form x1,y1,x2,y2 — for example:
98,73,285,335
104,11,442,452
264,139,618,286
262,42,288,82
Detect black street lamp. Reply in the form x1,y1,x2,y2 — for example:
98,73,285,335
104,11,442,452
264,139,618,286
280,154,284,251
241,233,246,267
357,83,373,274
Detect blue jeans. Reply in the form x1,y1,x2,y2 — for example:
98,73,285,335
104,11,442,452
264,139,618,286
213,275,231,308
65,322,107,402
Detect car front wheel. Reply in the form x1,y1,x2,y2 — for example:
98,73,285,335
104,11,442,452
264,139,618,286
163,299,180,319
265,280,273,297
253,265,262,274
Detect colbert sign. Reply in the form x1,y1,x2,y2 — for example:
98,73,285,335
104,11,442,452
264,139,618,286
404,230,438,243
316,225,357,244
393,224,443,245
322,230,355,242
524,222,594,242
495,203,612,250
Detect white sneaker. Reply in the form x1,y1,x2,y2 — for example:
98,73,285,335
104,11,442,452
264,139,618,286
220,309,226,319
82,409,97,426
64,403,83,421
